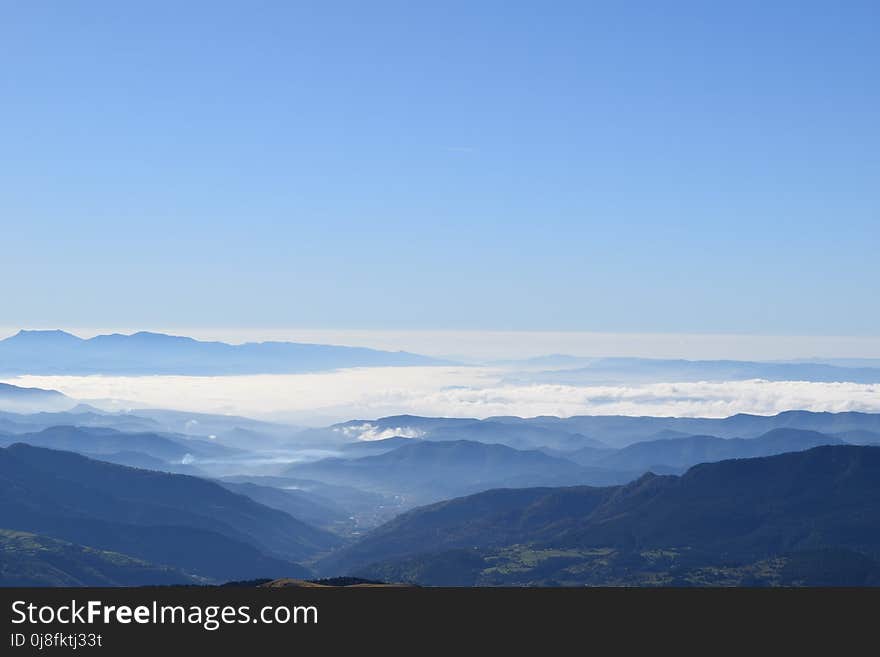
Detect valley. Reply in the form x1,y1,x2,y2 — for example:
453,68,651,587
2,376,880,587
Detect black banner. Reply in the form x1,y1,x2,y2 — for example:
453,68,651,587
1,586,876,653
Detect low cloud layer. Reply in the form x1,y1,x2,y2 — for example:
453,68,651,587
5,367,880,426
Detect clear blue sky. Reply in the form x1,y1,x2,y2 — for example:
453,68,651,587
1,1,877,334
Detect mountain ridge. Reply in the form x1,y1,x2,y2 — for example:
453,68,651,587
0,382,75,413
285,439,634,507
321,445,880,585
0,528,199,586
0,443,341,581
0,329,447,375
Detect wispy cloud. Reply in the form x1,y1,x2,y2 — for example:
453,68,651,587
334,423,425,441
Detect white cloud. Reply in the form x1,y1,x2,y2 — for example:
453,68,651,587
334,423,425,441
4,369,880,426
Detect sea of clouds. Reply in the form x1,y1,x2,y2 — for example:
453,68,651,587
5,367,880,426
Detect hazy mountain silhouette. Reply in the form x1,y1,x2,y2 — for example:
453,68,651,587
285,439,633,506
0,409,161,435
0,382,74,413
303,415,609,451
0,425,237,463
339,436,420,455
217,481,350,533
0,406,303,453
219,475,394,529
305,411,880,451
0,329,446,375
504,356,880,384
80,450,206,476
832,429,880,445
591,428,845,471
486,410,880,447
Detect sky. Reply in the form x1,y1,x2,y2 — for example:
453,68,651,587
1,1,878,338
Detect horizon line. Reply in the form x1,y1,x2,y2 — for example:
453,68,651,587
3,326,880,361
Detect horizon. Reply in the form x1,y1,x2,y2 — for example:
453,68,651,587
3,326,880,362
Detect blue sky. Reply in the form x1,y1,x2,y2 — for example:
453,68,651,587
1,1,877,335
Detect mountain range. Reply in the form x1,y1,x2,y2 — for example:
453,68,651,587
300,415,610,451
301,410,880,451
0,404,304,452
294,424,860,513
579,428,848,472
322,445,880,586
485,410,880,447
0,425,237,464
216,480,352,533
3,406,880,586
0,382,74,413
0,443,341,583
501,356,880,384
284,439,635,506
0,329,445,375
6,329,879,385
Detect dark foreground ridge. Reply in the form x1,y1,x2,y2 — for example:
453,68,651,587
321,445,880,586
0,443,341,584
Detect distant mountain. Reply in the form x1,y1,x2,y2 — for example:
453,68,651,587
0,444,341,581
796,358,880,368
0,329,447,375
504,356,880,385
303,415,608,451
125,408,303,448
324,445,880,585
0,407,302,452
0,425,238,464
218,481,350,533
490,354,597,370
219,475,396,531
546,443,616,466
339,436,420,455
488,410,880,447
82,450,206,476
592,428,845,471
0,408,162,435
0,382,74,413
0,529,197,586
833,430,880,445
285,439,632,506
303,411,880,451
